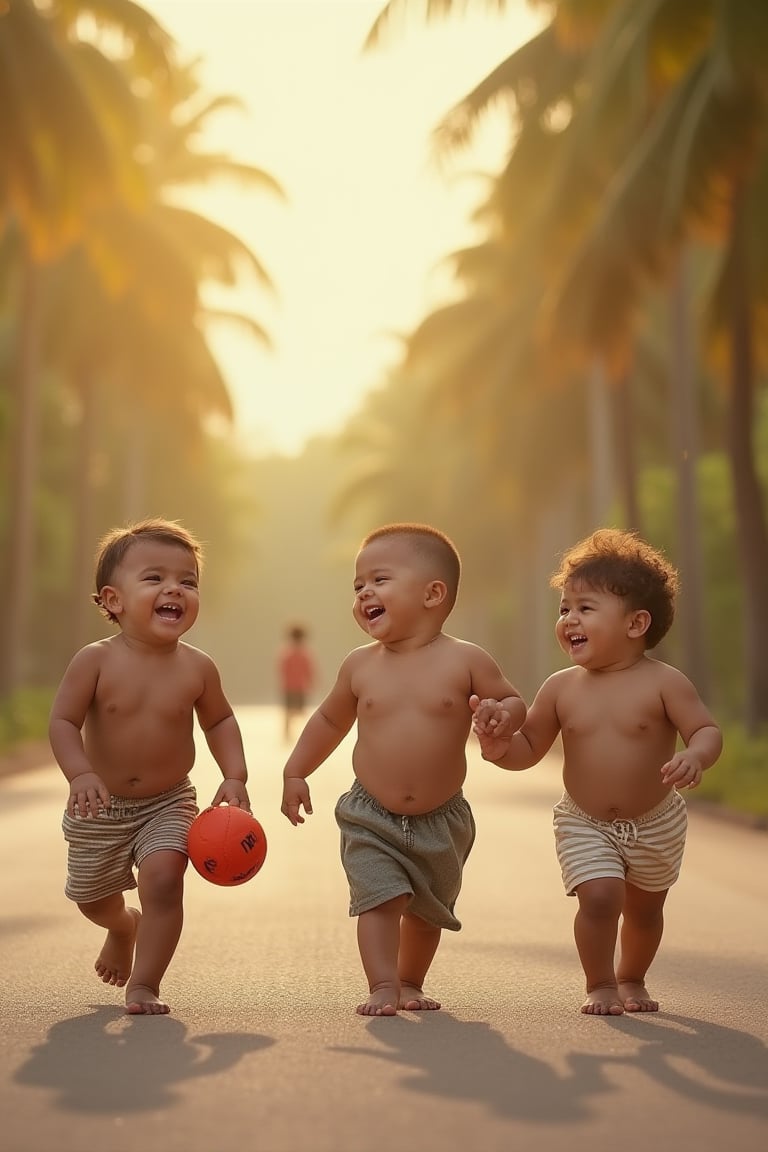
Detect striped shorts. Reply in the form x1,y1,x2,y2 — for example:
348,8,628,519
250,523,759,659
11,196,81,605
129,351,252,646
62,778,198,903
553,790,687,896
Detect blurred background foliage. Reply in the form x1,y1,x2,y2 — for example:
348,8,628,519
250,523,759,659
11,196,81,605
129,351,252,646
1,0,767,816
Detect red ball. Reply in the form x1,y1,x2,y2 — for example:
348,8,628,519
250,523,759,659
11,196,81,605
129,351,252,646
187,805,268,886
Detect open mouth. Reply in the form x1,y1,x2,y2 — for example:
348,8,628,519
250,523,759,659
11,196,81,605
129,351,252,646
365,606,384,621
568,633,587,648
156,604,183,621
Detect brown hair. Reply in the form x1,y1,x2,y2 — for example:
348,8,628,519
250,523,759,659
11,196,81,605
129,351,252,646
360,522,461,608
551,528,679,649
93,518,203,623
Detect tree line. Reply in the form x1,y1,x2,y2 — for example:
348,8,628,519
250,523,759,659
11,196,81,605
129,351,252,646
1,0,767,748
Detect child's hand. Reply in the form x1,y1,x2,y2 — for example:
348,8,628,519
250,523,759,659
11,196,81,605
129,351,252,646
470,694,516,737
469,695,513,763
212,778,251,812
281,777,313,825
67,772,110,818
661,751,704,789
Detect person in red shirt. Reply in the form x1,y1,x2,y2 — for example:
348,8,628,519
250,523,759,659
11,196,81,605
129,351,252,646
278,624,316,742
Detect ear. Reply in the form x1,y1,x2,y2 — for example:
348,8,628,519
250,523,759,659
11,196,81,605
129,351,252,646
99,585,124,617
424,580,448,609
628,609,651,638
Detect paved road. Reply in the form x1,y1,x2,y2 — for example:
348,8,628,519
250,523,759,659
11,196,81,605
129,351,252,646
1,706,766,1152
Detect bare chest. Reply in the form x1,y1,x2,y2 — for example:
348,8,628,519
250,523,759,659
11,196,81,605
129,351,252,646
355,664,469,721
93,664,201,722
559,682,670,741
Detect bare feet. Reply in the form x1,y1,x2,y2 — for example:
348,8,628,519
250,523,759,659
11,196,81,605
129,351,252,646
400,984,441,1011
581,985,624,1016
619,981,659,1012
356,985,399,1017
125,985,170,1015
94,908,141,987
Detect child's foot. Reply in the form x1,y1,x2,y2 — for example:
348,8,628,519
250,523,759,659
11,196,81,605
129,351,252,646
356,985,399,1016
619,981,659,1012
125,985,170,1015
399,984,441,1011
581,986,624,1015
94,908,141,987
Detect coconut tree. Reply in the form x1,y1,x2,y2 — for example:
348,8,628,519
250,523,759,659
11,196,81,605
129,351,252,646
42,54,282,653
0,0,172,699
541,0,768,726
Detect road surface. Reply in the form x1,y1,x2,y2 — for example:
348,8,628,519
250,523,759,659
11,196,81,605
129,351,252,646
1,706,766,1152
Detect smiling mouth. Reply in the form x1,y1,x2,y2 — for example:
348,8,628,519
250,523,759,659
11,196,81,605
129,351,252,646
156,604,183,621
365,606,384,621
568,634,586,647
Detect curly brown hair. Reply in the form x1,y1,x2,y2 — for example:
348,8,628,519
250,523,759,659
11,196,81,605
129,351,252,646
93,518,203,624
550,528,679,649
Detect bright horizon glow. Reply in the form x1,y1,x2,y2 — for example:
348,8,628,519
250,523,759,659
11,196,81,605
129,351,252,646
144,0,543,456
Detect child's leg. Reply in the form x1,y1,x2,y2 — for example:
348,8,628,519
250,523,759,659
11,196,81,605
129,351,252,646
397,912,441,1010
356,894,410,1016
573,877,625,1015
125,849,187,1016
617,883,668,1012
77,893,141,987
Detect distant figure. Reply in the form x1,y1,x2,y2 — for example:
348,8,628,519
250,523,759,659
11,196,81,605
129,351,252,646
278,625,316,743
472,528,722,1017
49,518,251,1016
281,523,525,1016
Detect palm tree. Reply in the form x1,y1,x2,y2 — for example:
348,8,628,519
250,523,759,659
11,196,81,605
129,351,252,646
542,1,768,726
43,56,282,653
367,0,768,721
0,0,172,699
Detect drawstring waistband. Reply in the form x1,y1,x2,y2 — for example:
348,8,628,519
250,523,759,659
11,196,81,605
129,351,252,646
612,819,638,845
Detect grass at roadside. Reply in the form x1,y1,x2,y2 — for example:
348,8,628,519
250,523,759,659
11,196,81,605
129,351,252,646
694,723,768,821
0,688,53,750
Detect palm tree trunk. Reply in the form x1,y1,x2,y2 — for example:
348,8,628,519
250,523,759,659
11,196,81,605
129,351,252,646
0,246,41,703
70,367,99,653
669,249,710,701
727,183,768,731
588,358,614,525
612,363,641,532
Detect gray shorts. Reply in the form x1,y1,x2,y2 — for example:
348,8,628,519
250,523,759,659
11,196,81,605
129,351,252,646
553,790,688,896
62,778,198,903
334,779,476,931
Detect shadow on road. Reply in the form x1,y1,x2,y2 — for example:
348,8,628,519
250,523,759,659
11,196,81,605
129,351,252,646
333,1013,593,1122
589,1013,768,1116
14,1005,275,1112
332,1010,768,1123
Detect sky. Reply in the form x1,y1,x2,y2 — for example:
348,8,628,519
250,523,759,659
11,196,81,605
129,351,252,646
144,0,543,456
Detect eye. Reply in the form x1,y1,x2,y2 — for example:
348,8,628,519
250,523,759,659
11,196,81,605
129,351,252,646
374,576,387,584
182,579,198,589
144,574,161,582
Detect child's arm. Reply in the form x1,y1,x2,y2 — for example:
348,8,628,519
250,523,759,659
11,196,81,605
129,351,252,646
194,654,251,810
468,646,527,737
49,646,111,817
659,667,723,789
281,655,359,826
471,675,562,771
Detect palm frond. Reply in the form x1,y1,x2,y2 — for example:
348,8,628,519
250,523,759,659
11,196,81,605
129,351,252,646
364,0,513,50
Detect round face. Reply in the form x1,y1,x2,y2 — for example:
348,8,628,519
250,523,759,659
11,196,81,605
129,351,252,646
352,536,440,643
556,578,645,671
100,539,200,644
